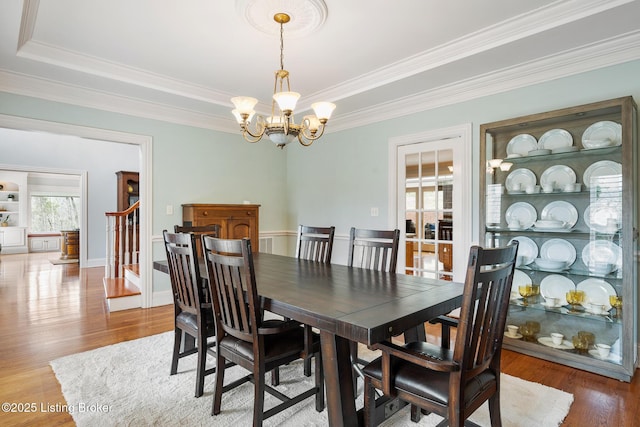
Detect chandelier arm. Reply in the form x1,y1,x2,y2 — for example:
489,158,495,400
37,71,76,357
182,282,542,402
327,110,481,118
241,119,266,142
297,133,315,146
299,123,326,141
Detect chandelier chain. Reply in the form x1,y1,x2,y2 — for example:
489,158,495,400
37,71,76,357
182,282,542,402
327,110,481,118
280,21,285,71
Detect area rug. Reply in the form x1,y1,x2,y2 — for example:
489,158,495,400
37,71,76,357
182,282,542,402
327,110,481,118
50,332,573,426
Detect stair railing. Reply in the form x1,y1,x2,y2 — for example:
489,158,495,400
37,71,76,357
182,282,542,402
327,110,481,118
105,200,140,279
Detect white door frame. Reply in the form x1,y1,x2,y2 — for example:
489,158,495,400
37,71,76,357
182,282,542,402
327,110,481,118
0,114,154,308
388,123,472,282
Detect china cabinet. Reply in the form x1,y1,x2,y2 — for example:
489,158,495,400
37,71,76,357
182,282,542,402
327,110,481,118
480,96,637,381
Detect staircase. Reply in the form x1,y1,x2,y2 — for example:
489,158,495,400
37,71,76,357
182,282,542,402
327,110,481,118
103,201,141,311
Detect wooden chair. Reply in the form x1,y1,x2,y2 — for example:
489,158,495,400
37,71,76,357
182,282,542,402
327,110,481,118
295,225,335,376
347,227,400,273
163,230,218,398
174,224,221,258
362,242,519,427
202,236,325,426
296,225,335,263
347,227,400,389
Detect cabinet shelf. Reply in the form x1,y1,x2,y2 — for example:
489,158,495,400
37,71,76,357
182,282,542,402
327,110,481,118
480,96,637,382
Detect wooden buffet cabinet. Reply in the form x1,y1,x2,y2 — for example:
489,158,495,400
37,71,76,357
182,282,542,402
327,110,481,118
115,171,139,212
181,204,260,246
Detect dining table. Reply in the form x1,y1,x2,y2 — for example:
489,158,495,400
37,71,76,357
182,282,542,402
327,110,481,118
154,252,464,427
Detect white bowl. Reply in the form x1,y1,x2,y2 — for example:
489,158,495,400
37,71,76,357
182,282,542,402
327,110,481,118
534,258,567,270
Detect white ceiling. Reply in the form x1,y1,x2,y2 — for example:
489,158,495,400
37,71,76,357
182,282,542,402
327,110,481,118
1,0,640,134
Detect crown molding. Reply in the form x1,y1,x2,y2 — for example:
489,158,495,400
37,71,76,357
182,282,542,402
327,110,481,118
0,69,238,133
328,31,640,133
2,32,639,136
303,0,635,105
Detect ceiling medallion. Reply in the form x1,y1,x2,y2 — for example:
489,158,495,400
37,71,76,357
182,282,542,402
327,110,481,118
236,0,328,37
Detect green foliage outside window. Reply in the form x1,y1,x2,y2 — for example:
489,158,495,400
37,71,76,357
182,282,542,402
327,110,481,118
30,196,80,232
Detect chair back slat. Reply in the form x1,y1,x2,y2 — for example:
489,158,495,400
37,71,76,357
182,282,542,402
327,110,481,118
296,225,335,263
163,230,205,314
348,227,400,272
203,236,259,343
453,242,519,377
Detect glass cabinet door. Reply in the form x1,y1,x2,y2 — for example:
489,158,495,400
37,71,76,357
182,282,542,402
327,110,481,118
480,96,637,382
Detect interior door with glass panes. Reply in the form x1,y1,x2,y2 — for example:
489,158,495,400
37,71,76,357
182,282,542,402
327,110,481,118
398,139,463,281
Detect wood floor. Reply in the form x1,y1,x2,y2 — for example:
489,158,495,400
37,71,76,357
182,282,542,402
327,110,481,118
1,252,638,426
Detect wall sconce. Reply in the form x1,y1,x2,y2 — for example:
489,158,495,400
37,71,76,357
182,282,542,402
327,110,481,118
500,162,513,171
488,159,503,168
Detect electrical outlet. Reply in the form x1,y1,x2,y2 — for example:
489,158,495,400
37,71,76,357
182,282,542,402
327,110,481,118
371,207,379,217
166,205,173,215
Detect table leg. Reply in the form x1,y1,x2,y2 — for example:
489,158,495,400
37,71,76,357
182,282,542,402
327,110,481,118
320,330,359,427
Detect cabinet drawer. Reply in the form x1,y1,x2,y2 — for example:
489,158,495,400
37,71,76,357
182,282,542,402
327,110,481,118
194,208,256,219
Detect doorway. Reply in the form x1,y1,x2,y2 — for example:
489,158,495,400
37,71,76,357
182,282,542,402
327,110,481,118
0,114,153,307
389,124,472,283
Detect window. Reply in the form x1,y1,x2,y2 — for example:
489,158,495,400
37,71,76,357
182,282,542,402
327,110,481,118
30,196,80,232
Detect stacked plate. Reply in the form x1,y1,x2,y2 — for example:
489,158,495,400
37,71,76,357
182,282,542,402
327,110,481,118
506,134,538,157
540,274,575,306
583,160,622,189
540,165,577,192
538,201,578,230
538,128,575,153
505,169,537,194
577,278,616,311
539,238,576,269
582,121,622,149
508,236,538,266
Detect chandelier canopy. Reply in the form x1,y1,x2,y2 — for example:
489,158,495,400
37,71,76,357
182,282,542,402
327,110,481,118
231,13,336,148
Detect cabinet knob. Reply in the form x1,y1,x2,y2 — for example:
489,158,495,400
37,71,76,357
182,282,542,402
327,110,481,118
246,211,251,216
202,211,208,216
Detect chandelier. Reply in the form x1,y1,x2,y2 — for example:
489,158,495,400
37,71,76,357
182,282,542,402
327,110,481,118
231,13,336,148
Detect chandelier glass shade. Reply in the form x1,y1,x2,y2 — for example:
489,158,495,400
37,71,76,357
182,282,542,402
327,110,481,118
231,13,335,148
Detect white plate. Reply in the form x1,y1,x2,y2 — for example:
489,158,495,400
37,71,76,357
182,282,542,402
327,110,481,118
540,274,575,306
505,202,537,229
582,161,622,189
540,238,576,266
508,236,538,266
538,336,574,350
582,121,622,149
588,349,622,363
577,278,616,310
582,241,622,271
539,165,576,191
511,269,532,297
540,201,578,228
506,134,538,157
505,168,537,193
583,204,622,233
538,129,573,151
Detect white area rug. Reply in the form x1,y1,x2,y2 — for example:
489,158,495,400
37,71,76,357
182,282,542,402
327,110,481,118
50,332,573,426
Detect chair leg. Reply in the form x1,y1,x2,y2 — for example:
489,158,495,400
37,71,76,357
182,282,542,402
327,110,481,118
363,377,377,427
253,367,266,427
411,404,422,422
270,367,280,386
314,351,325,412
350,341,359,397
304,357,312,377
211,352,226,416
195,333,207,397
170,329,181,375
488,392,502,427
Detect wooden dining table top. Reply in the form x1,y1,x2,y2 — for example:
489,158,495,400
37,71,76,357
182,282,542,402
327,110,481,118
154,252,464,346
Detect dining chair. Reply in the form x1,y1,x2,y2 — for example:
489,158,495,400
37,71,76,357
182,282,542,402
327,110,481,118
361,242,519,427
202,236,325,426
296,224,336,262
163,230,218,398
347,227,400,390
347,227,400,273
295,225,335,376
174,224,221,258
